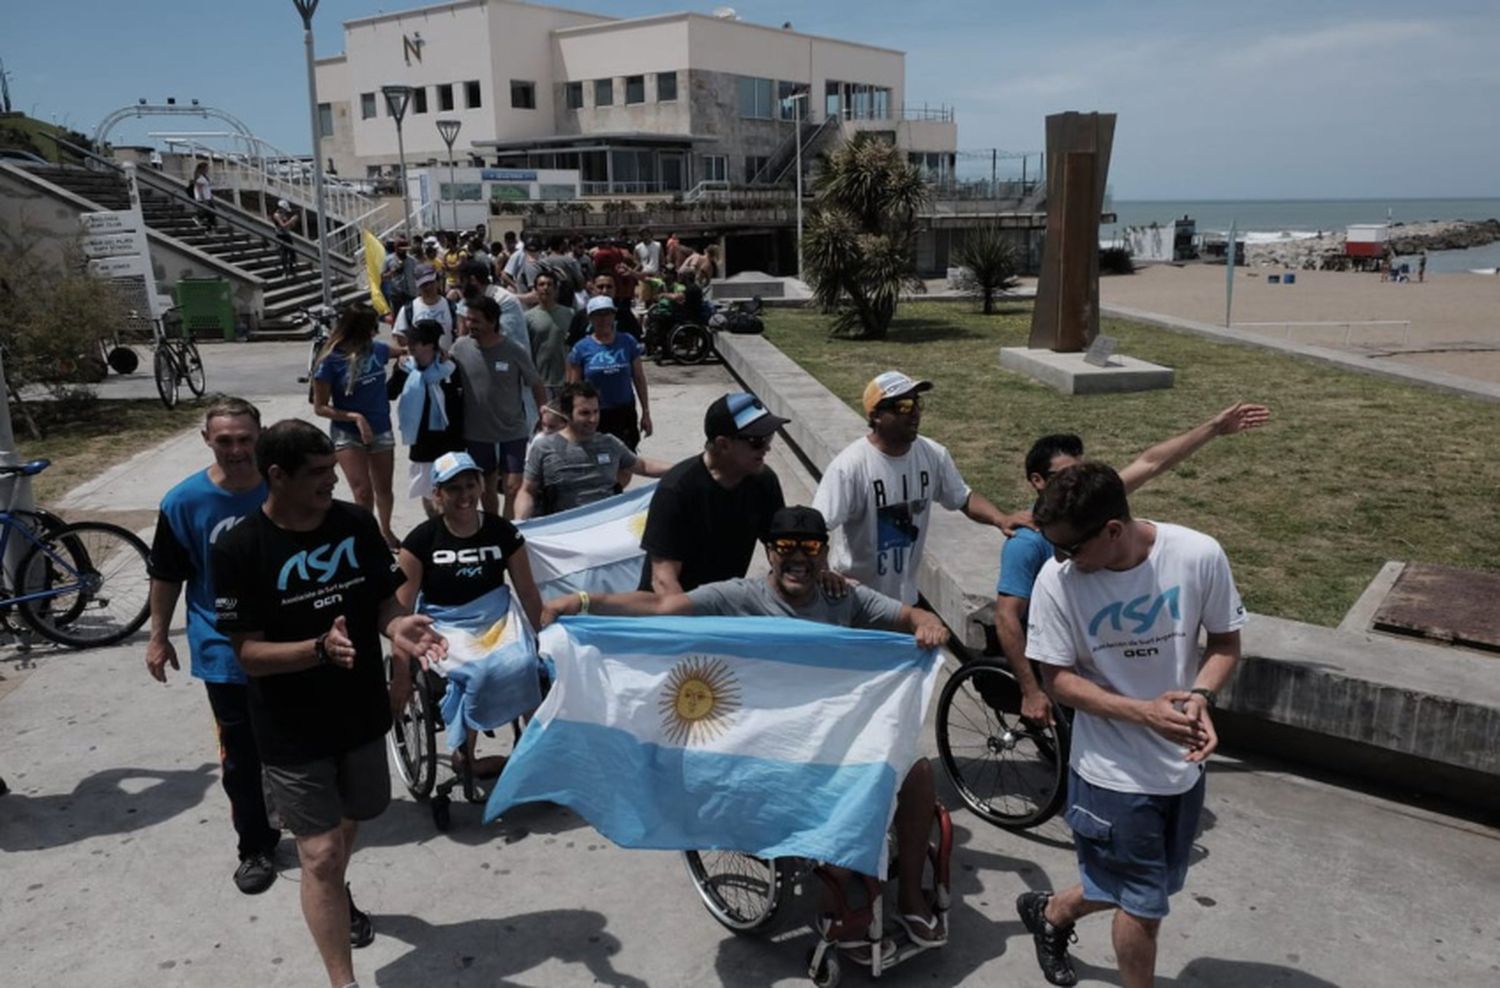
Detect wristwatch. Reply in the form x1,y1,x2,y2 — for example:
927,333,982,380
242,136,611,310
314,633,333,667
1190,687,1217,708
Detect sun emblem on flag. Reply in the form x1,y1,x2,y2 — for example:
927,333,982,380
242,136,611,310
659,656,741,745
627,511,648,539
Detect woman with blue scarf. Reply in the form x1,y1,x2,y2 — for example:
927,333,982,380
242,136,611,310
386,319,465,517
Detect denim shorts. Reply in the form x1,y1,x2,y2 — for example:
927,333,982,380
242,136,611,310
332,428,396,453
1065,767,1205,919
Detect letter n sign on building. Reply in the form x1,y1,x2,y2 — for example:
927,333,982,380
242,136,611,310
403,34,423,66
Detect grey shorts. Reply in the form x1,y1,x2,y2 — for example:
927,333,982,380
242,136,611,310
333,429,397,453
261,736,391,837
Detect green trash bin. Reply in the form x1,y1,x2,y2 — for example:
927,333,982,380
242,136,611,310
173,278,236,341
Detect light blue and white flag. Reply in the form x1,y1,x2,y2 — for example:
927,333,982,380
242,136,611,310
484,616,943,877
513,483,656,598
422,585,541,751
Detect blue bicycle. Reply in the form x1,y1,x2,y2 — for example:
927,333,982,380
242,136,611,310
0,459,151,649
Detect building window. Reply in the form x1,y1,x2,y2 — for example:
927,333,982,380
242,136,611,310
317,103,334,138
437,83,455,112
566,81,583,110
745,155,770,183
594,78,613,106
411,86,428,114
464,80,482,109
702,154,727,182
511,80,536,110
360,92,377,119
825,79,843,118
738,76,773,119
778,81,807,121
873,87,890,119
625,75,645,105
657,71,677,102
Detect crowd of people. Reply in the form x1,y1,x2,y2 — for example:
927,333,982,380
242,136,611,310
146,346,1268,987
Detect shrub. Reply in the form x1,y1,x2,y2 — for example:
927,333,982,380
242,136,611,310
953,225,1021,314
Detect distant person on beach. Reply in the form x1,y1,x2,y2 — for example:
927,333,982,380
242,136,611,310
1419,252,1427,283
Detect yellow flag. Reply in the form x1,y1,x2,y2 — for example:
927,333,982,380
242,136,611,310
363,229,390,316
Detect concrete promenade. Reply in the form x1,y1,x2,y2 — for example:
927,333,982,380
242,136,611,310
1,342,1498,986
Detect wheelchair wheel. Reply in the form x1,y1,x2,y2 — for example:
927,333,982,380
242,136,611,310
936,661,1069,830
667,323,713,365
683,851,795,934
387,656,438,799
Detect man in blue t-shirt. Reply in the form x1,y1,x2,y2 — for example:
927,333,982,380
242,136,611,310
146,398,279,894
996,402,1269,725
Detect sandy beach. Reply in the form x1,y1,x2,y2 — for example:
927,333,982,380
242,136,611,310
1099,264,1500,383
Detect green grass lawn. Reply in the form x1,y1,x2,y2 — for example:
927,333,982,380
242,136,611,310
762,301,1500,627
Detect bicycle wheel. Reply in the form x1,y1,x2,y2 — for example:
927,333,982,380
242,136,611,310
387,655,438,799
180,340,207,396
936,662,1069,830
153,346,179,409
8,510,87,626
16,522,151,649
683,851,796,934
667,323,712,365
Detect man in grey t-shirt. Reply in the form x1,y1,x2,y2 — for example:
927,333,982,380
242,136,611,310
514,382,670,519
448,295,547,518
541,506,952,951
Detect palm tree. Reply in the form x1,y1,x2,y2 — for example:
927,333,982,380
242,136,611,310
800,135,929,339
953,224,1021,314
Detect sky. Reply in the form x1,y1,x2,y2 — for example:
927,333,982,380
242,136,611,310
5,0,1498,199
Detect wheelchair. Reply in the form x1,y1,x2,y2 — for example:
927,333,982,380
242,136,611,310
682,804,954,986
643,297,717,366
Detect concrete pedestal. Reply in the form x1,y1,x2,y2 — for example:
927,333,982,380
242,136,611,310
999,346,1175,395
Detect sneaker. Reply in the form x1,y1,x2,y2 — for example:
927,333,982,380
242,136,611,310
347,884,374,949
1016,891,1078,986
233,851,277,895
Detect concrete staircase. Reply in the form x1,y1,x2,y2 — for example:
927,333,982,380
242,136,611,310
36,164,365,338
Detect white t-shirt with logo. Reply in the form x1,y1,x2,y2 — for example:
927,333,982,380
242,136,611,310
812,435,971,605
1026,522,1246,796
393,297,457,352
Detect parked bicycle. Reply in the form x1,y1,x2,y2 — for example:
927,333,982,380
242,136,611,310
296,303,338,387
152,308,207,410
0,460,151,648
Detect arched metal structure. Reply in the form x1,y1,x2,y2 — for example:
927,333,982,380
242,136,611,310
94,103,255,150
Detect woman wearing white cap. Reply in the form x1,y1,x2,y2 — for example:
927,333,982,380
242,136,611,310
564,295,652,451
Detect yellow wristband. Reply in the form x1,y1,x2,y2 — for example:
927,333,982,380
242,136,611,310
578,590,590,615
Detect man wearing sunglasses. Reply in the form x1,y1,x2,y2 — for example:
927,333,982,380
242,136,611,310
636,393,788,594
1015,462,1244,988
997,402,1270,726
545,505,952,953
814,370,1032,607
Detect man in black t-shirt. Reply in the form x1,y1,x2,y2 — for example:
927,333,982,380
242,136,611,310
212,420,445,988
637,393,788,593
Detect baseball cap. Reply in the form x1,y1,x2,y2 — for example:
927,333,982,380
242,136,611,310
768,505,828,540
861,370,933,416
586,295,616,315
415,264,439,287
277,198,290,210
704,392,790,440
431,450,481,485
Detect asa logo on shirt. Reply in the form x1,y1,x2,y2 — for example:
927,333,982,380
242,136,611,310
1088,586,1181,636
277,536,359,590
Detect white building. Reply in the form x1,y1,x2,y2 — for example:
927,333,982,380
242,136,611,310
314,1,957,196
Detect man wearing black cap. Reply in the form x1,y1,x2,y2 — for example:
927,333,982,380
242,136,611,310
545,504,952,953
636,392,787,594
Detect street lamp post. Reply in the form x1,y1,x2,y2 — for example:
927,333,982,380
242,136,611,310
292,0,333,308
782,91,810,277
382,84,415,236
435,118,462,233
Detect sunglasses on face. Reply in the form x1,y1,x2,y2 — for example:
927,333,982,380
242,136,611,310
738,435,772,450
1053,518,1112,560
878,397,922,415
766,538,828,557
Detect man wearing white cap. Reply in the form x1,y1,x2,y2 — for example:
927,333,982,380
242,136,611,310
813,370,1031,605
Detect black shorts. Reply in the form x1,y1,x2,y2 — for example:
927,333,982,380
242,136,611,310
598,404,640,452
261,736,391,837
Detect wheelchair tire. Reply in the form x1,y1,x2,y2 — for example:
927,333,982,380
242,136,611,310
935,661,1069,830
683,851,795,935
387,656,438,799
667,322,713,365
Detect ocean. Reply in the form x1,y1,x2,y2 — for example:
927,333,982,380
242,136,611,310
1103,198,1500,273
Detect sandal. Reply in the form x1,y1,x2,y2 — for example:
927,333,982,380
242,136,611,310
896,910,947,948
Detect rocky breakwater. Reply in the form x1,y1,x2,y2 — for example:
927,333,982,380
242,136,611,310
1245,219,1500,270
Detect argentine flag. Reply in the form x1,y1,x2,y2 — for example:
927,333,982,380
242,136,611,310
422,586,542,751
513,483,656,598
484,616,942,877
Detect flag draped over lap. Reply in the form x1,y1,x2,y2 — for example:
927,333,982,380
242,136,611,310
513,484,656,598
483,615,943,878
423,586,540,751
